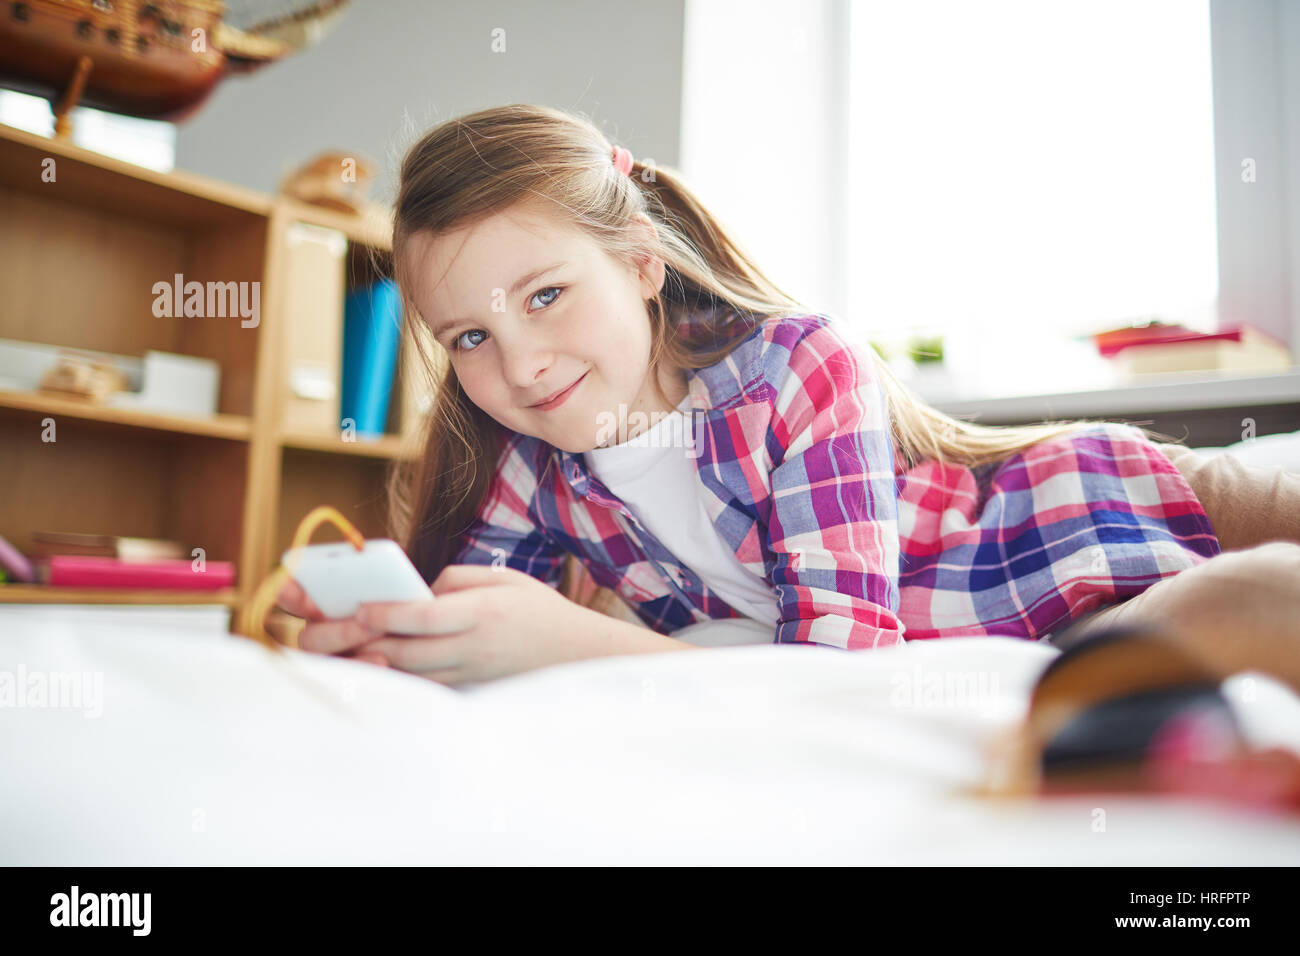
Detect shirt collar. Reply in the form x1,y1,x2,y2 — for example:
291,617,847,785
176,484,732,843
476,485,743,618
546,311,769,497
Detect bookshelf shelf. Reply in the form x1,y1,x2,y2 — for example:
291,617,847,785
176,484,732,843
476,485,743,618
279,197,394,251
279,430,419,460
0,585,240,607
0,387,253,441
0,122,271,229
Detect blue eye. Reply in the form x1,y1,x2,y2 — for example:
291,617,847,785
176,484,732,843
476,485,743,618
451,287,563,354
454,329,487,352
530,286,562,309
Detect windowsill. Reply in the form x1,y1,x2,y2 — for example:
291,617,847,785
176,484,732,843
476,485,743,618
917,367,1300,422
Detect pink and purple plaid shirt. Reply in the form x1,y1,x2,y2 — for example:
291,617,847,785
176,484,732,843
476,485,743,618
453,312,1221,648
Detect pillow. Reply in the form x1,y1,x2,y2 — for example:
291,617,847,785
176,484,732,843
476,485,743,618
1193,428,1300,472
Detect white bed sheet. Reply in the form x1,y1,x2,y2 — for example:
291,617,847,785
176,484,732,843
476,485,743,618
2,609,1299,865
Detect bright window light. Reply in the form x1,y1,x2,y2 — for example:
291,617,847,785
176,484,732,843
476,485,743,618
0,89,176,172
848,0,1219,396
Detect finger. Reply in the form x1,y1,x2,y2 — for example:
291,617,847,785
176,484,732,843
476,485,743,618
362,634,470,673
352,650,390,668
431,563,526,595
339,642,388,667
421,669,466,687
274,578,303,614
357,589,482,635
297,617,382,656
276,577,325,621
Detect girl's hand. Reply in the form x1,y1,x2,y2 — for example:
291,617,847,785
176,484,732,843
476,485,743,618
346,564,600,686
273,577,390,668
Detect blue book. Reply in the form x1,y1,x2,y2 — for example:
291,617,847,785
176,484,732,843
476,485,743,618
341,279,402,437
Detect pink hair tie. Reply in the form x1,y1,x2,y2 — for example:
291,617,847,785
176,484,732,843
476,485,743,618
611,145,634,177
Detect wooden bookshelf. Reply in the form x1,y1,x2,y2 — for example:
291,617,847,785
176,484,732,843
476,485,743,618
279,430,419,460
0,121,425,623
0,586,240,607
0,386,253,440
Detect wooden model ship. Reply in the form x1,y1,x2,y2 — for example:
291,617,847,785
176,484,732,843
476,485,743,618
0,0,350,133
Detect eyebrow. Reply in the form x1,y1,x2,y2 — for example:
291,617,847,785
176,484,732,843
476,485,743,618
429,261,567,340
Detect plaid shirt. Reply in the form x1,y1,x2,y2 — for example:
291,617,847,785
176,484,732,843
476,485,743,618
453,312,1221,648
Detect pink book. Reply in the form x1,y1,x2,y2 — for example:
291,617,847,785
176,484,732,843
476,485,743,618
0,532,35,583
1094,322,1286,358
43,555,235,591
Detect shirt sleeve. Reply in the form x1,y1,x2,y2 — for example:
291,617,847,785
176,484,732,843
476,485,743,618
763,317,906,649
451,436,568,588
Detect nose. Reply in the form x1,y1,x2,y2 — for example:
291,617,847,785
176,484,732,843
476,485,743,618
498,327,555,394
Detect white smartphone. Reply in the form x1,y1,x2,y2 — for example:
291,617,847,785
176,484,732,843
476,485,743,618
282,538,433,619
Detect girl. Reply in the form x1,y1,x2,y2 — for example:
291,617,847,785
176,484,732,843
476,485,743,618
276,104,1300,690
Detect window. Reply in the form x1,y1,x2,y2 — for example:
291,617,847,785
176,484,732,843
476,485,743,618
0,90,176,173
682,0,1231,399
846,0,1219,397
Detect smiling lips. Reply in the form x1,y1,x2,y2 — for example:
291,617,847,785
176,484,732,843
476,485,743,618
529,370,588,410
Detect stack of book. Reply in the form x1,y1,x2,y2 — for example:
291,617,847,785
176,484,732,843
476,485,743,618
1093,322,1293,376
0,532,235,591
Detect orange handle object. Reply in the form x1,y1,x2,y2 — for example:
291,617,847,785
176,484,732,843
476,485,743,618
234,506,367,650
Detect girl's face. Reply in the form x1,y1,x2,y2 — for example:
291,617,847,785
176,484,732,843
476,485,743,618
403,201,685,453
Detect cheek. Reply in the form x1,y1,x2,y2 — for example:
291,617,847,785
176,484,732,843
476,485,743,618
571,298,645,356
453,364,500,410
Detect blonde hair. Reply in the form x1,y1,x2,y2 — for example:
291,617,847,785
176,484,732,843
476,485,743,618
384,104,1161,593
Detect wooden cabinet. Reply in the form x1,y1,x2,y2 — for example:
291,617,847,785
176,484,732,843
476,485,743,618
0,121,432,622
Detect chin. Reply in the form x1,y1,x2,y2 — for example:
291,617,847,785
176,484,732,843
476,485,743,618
511,417,586,452
553,433,600,454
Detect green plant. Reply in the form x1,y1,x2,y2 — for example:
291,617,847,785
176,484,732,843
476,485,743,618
907,334,945,364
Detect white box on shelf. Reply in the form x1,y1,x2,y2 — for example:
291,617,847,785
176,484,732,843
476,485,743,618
0,338,220,417
106,351,220,417
0,337,143,391
281,222,346,434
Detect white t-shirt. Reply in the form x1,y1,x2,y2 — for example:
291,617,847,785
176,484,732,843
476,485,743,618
583,394,778,646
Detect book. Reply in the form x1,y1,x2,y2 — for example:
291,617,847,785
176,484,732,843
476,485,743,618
40,555,234,591
30,531,184,562
0,531,35,582
983,624,1300,814
1093,320,1201,356
1096,323,1293,376
341,279,402,437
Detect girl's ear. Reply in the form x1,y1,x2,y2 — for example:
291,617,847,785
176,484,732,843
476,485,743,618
638,253,667,300
628,213,666,299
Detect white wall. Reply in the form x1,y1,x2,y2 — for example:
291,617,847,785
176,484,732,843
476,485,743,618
175,0,686,203
680,0,851,318
1210,0,1300,358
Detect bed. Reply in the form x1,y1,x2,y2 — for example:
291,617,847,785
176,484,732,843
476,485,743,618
2,432,1299,865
